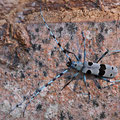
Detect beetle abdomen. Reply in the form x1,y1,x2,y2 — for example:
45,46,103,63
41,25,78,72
82,62,118,78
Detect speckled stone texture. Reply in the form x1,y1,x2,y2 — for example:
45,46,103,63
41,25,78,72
0,0,120,120
0,21,120,120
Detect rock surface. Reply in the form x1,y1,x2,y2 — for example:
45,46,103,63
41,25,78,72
0,0,120,120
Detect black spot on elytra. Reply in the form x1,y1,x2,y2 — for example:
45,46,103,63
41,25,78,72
98,70,105,76
86,70,92,74
110,74,112,77
88,62,93,66
112,67,114,70
100,64,106,70
98,64,106,76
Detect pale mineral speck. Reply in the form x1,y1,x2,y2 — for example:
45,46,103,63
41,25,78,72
45,104,58,119
0,100,11,113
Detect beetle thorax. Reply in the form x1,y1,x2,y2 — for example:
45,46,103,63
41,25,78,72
71,61,83,71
